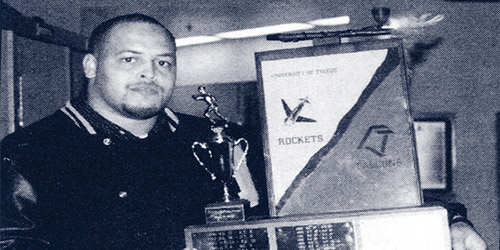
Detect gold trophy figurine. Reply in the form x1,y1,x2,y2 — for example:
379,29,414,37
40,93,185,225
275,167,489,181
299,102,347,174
191,86,250,223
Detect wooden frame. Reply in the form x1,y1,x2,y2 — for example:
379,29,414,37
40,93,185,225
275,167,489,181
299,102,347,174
255,39,422,216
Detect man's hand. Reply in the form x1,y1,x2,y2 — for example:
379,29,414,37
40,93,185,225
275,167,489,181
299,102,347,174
450,221,487,250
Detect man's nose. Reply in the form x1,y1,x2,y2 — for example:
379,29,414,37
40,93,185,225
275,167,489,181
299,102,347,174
138,61,156,79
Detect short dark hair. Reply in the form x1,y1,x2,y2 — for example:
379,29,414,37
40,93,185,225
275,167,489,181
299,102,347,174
87,13,175,54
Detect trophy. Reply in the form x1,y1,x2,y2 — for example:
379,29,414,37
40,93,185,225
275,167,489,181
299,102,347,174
191,86,250,223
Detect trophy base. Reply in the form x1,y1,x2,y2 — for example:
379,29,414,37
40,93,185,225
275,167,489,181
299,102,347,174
205,199,250,224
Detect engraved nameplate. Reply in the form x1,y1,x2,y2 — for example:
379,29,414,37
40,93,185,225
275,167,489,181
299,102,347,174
186,206,451,250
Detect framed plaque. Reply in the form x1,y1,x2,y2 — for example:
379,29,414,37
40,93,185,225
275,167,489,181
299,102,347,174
255,39,422,216
413,119,452,191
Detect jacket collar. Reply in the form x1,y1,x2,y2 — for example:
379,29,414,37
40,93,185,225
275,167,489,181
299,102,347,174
60,98,179,139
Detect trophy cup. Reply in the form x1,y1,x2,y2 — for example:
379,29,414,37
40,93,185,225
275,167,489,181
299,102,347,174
191,86,250,223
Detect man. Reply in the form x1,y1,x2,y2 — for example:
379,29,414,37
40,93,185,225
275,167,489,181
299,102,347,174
1,14,233,249
0,13,486,249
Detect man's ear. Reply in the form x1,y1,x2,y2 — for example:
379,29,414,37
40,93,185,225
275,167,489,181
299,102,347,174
83,54,97,79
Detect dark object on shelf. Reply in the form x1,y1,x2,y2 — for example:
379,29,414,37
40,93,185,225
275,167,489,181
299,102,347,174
267,7,392,43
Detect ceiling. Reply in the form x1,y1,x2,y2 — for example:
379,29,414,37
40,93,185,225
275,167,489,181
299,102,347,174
4,0,396,38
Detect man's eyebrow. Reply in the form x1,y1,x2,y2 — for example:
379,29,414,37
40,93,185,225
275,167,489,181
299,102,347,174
115,50,175,57
118,50,140,54
157,53,176,58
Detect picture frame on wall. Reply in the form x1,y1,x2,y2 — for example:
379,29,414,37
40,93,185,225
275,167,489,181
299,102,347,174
413,119,452,191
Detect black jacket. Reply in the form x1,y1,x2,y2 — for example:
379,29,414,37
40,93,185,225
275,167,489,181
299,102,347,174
0,102,234,249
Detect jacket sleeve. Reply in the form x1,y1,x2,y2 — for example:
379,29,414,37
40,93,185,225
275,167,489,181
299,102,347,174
1,140,50,249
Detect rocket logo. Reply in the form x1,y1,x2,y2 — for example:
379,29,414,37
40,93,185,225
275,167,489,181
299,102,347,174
357,125,394,157
281,97,317,125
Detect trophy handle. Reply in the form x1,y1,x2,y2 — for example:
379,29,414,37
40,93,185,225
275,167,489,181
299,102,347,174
191,142,216,180
233,138,249,171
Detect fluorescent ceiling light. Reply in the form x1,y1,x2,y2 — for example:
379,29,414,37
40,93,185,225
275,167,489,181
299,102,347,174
177,16,350,46
216,23,314,39
308,16,350,26
176,36,222,47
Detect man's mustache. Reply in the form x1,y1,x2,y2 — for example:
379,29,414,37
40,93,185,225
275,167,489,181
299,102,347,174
127,82,163,93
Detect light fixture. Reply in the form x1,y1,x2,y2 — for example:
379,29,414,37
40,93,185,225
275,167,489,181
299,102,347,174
308,16,350,26
216,23,314,39
176,15,350,46
175,36,222,47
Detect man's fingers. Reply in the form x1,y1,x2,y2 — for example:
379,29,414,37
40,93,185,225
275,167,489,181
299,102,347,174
464,233,487,250
451,221,487,250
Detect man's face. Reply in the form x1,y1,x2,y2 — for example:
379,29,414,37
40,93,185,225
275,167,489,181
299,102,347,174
86,22,177,119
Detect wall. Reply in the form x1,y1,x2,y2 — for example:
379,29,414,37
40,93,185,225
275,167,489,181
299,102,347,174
176,37,311,85
407,2,500,248
3,0,499,248
0,31,15,140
